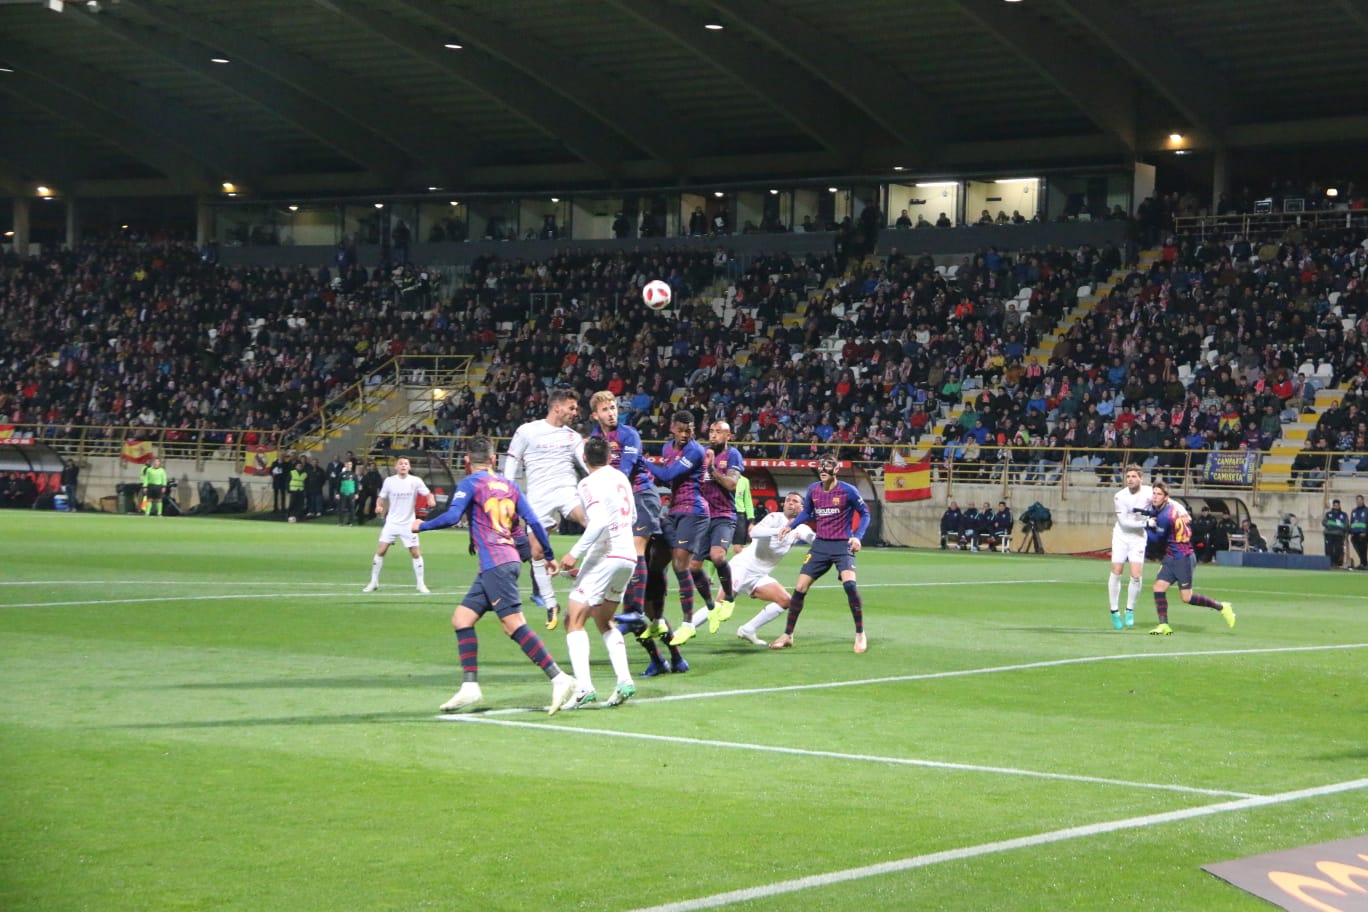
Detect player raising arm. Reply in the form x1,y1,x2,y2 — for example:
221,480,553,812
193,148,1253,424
732,492,817,645
415,435,577,715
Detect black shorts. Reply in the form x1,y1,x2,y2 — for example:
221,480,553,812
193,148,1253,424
461,562,524,619
798,538,857,580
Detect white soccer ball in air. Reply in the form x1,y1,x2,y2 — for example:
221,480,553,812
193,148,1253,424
642,279,673,311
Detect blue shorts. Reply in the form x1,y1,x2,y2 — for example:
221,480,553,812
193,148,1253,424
1156,553,1196,589
798,538,857,580
693,516,736,559
633,489,663,538
461,562,524,619
663,513,709,556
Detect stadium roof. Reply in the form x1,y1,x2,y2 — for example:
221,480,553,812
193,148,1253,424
1,0,1366,199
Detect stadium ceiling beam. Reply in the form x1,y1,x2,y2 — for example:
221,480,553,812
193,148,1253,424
1329,0,1368,34
602,0,870,161
1052,0,1231,137
71,10,407,182
313,0,628,177
0,43,272,184
382,0,692,174
114,0,469,183
949,0,1138,153
0,71,214,190
710,0,941,162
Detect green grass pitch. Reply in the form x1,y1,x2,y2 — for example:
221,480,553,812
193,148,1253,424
2,512,1365,911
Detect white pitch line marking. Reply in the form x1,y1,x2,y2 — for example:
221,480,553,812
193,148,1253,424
1,593,351,609
621,777,1368,912
444,714,1255,799
470,642,1368,715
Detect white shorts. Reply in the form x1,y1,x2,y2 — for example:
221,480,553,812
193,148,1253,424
379,522,420,549
728,554,779,598
570,554,636,608
528,486,581,533
1111,528,1146,565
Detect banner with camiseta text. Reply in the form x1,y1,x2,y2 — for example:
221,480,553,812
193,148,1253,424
243,445,278,476
121,439,156,464
883,459,932,502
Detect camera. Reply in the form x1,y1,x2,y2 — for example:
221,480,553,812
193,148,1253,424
1273,514,1303,554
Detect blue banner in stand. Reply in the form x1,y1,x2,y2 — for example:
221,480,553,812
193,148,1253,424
1203,450,1258,485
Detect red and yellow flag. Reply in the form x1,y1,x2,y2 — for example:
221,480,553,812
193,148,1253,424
121,439,156,464
883,458,932,502
243,445,278,476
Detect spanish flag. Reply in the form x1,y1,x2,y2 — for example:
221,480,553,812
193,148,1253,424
121,439,156,464
243,445,278,476
883,458,932,502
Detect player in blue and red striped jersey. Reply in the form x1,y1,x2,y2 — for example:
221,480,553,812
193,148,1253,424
646,410,710,647
771,452,872,654
693,419,744,634
585,391,686,676
1144,480,1236,636
413,435,578,715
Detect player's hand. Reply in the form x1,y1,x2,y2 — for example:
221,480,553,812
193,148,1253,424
848,537,862,553
546,559,560,577
558,554,577,573
702,448,715,468
411,520,422,533
1145,518,1157,530
778,526,791,540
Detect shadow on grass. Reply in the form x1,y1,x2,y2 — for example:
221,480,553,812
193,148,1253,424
156,670,527,690
100,710,427,730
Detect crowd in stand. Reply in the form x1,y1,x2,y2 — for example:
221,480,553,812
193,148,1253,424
3,191,1366,487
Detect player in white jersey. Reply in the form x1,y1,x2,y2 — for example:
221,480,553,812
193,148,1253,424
557,437,639,708
1108,464,1153,629
731,492,816,646
363,457,435,594
503,389,587,624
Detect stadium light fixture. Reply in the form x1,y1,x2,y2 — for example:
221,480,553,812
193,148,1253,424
210,57,230,64
1326,188,1339,198
373,202,384,208
892,166,905,171
769,189,779,195
448,201,459,207
0,67,13,74
3,230,13,237
550,197,559,203
995,177,1035,183
221,181,236,193
915,181,957,188
713,191,724,198
1168,132,1183,143
287,205,299,212
443,42,462,50
35,185,52,196
704,23,723,30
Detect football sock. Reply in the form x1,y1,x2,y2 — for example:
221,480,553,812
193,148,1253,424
1154,592,1169,624
673,567,696,621
748,601,784,632
691,568,714,609
625,556,648,613
531,559,557,608
370,554,384,584
640,637,663,663
510,624,560,678
566,629,593,692
843,580,863,633
1189,592,1220,609
715,562,734,601
1126,577,1142,613
455,627,479,681
412,557,425,587
602,627,632,684
785,590,807,635
1107,572,1121,612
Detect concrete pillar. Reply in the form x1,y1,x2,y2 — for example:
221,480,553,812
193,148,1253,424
196,196,213,247
65,195,78,248
12,196,30,254
1211,146,1228,215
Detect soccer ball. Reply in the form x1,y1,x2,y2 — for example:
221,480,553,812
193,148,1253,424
642,279,672,310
